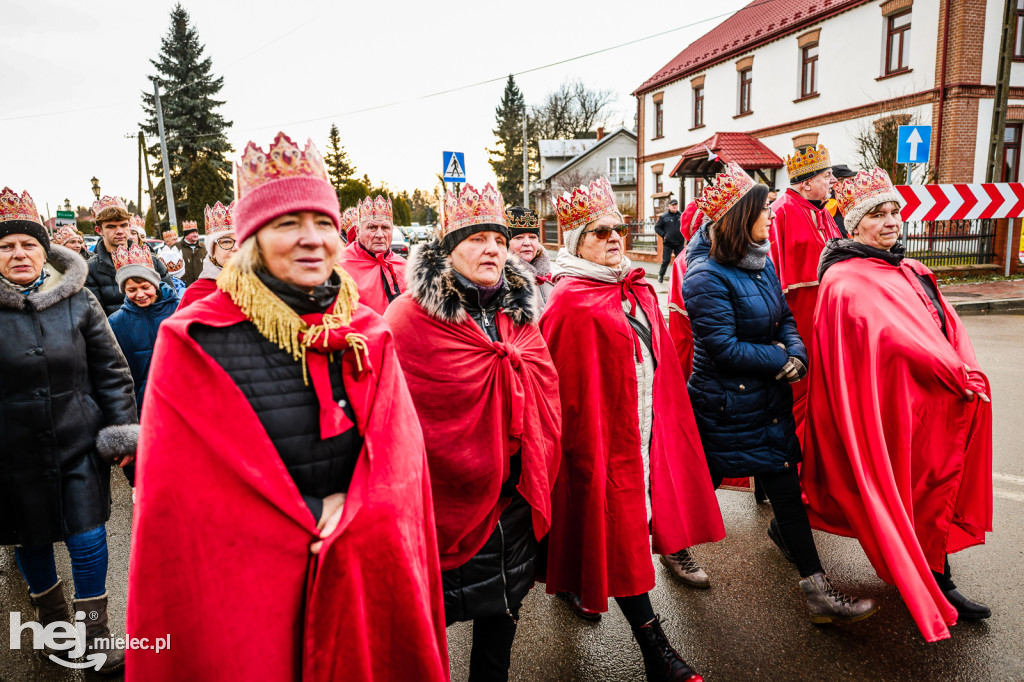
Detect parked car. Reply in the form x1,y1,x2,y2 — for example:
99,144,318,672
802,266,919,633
83,235,100,252
390,230,409,257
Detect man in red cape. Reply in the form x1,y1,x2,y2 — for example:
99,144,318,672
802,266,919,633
337,196,406,315
769,145,841,441
541,267,724,612
803,192,992,642
126,289,448,681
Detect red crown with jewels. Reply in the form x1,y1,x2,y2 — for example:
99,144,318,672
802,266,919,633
0,187,42,225
91,195,127,219
112,243,155,271
696,162,757,221
553,177,620,232
442,183,506,236
786,144,831,180
235,132,330,198
358,195,393,226
129,214,145,231
204,201,235,234
339,207,358,234
53,225,79,245
834,167,897,216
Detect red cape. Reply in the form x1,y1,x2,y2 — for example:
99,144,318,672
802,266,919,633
667,248,693,380
540,271,725,611
803,256,992,642
768,189,842,441
176,276,217,309
384,294,561,570
338,242,407,315
127,289,448,681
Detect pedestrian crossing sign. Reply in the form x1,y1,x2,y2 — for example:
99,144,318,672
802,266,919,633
442,151,466,183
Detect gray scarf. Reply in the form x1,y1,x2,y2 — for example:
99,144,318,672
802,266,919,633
737,239,771,271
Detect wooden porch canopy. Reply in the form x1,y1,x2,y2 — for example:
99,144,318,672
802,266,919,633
670,132,784,184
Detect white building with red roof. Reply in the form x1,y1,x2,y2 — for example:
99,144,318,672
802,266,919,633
632,0,1023,223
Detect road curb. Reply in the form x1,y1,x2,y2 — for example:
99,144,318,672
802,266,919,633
949,298,1024,315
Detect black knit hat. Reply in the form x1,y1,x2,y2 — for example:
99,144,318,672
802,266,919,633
0,219,50,253
504,206,540,238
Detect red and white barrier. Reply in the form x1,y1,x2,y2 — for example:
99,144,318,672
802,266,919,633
896,183,1024,221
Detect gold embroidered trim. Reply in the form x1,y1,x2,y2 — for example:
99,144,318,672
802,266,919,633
782,280,819,293
667,303,689,317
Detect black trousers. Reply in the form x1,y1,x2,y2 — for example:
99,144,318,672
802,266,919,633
713,468,824,577
468,612,518,682
659,242,685,278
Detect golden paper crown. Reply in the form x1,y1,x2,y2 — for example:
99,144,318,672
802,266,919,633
0,187,42,225
91,195,127,219
129,214,145,231
786,144,831,180
162,230,177,239
442,183,506,236
112,243,155,271
53,225,79,245
695,162,757,221
834,167,898,216
182,220,198,232
505,206,539,230
160,253,184,272
358,195,393,226
236,132,330,198
204,201,235,234
553,177,619,232
339,206,359,233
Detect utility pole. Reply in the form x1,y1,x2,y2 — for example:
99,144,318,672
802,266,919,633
986,0,1016,182
522,103,529,208
140,132,157,236
153,81,177,230
137,132,143,214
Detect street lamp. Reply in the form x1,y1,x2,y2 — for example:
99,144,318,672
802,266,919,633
90,177,100,200
63,199,71,211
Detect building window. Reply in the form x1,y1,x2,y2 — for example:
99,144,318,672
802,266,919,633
801,44,819,97
653,171,663,194
694,178,706,200
1016,0,1024,58
885,10,911,75
693,85,704,127
615,191,637,212
738,68,752,115
1004,123,1022,182
608,157,636,184
653,100,664,138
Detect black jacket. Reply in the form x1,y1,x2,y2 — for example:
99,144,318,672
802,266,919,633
180,240,208,286
190,271,363,522
0,246,138,546
86,239,173,316
654,209,685,246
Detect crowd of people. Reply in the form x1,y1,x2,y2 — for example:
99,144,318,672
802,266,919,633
0,134,993,681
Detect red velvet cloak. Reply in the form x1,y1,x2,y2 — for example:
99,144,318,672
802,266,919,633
176,276,217,309
667,250,693,380
540,271,725,611
126,289,448,681
384,294,561,570
337,241,407,315
768,189,842,441
802,257,992,642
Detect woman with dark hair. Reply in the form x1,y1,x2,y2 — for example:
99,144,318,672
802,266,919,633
683,163,877,625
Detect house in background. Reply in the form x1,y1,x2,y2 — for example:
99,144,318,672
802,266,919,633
532,126,638,248
633,0,1024,226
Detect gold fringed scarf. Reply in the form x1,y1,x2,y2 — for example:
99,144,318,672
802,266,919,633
216,265,367,384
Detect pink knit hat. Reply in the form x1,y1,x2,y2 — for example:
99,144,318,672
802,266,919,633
233,132,340,244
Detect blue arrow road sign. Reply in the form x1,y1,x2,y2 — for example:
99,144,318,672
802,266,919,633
442,151,466,183
896,125,931,164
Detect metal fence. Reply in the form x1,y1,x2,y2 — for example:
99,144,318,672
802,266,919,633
626,220,658,254
903,219,997,267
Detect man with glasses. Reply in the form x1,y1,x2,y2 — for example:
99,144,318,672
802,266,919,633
654,198,684,284
177,202,237,309
769,145,842,441
179,221,208,286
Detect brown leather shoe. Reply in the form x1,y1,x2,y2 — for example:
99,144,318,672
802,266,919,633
660,549,711,590
556,591,603,622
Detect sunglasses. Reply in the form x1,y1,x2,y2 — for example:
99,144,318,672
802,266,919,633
581,224,629,239
216,237,236,249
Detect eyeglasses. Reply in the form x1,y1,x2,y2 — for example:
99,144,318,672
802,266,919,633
216,237,236,249
762,205,775,218
580,224,629,239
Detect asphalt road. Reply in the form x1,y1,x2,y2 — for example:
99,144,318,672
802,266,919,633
2,314,1022,681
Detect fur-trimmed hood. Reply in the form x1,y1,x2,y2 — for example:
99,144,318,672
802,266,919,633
520,248,552,279
406,239,541,326
0,245,88,312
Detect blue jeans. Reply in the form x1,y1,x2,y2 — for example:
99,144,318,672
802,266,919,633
14,525,108,599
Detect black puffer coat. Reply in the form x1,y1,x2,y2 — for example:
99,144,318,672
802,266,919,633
86,239,173,316
0,245,138,546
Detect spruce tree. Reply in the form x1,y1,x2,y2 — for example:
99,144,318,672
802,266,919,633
185,159,229,232
141,4,233,221
487,75,527,206
325,123,355,193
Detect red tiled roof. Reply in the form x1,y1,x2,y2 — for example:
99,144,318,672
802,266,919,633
635,0,868,95
670,132,783,176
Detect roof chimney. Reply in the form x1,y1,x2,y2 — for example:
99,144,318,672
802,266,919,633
596,127,605,141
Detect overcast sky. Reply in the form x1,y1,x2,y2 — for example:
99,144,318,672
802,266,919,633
1,0,749,219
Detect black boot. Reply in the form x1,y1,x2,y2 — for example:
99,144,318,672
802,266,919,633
767,517,795,563
944,589,991,620
632,616,702,682
72,593,124,674
28,580,72,658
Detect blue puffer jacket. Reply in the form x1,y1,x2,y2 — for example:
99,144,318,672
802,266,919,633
108,283,179,410
682,226,806,478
